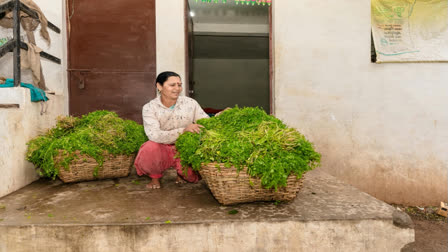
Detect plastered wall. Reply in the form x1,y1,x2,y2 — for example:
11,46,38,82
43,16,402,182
0,89,65,197
0,0,67,197
273,1,447,205
156,0,186,93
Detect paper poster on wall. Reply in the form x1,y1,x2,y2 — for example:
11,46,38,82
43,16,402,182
371,0,448,62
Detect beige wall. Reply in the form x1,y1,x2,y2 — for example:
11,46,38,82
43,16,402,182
0,0,68,197
156,0,187,94
0,90,65,198
193,59,269,111
273,1,448,205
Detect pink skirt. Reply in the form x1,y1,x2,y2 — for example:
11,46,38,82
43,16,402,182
134,141,199,183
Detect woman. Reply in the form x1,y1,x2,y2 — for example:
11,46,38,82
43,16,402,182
134,71,209,189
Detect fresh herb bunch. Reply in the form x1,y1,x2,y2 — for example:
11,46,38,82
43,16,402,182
175,107,321,190
26,111,148,179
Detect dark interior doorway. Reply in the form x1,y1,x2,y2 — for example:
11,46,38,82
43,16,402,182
186,0,271,114
193,35,269,112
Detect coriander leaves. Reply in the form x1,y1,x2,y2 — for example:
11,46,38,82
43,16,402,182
176,107,320,190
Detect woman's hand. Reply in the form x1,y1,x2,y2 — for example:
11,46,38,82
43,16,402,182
183,124,204,134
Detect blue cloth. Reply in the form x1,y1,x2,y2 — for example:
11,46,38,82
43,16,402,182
0,79,49,102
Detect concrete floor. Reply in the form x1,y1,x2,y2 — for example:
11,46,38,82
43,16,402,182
0,168,414,251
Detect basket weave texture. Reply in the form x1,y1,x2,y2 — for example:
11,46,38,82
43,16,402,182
55,151,135,183
199,162,304,205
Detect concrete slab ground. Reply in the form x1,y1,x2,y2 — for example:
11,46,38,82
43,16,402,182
0,168,414,251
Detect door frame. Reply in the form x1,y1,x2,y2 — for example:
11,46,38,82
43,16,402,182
184,0,194,97
268,5,274,115
184,1,274,114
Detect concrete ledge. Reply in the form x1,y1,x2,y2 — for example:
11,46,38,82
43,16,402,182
1,220,413,252
0,87,65,198
0,169,414,251
0,104,20,108
0,87,26,105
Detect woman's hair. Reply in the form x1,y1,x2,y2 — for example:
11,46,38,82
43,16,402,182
155,71,181,86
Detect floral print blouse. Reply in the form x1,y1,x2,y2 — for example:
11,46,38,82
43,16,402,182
142,96,209,144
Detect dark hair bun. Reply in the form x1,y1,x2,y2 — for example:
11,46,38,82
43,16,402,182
156,71,181,86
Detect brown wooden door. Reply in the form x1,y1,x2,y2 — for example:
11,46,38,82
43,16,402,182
67,0,156,123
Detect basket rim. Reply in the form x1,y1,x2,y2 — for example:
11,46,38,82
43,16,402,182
200,162,305,179
198,162,305,205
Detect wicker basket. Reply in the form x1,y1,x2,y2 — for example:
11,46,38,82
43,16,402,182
199,162,304,205
55,151,135,183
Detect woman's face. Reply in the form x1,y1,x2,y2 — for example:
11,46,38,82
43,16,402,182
157,76,182,101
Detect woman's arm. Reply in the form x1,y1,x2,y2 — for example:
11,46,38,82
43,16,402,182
193,100,210,122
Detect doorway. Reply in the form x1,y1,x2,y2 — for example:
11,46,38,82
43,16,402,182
187,0,271,114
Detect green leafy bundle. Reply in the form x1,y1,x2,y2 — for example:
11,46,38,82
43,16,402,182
175,107,321,190
26,111,148,179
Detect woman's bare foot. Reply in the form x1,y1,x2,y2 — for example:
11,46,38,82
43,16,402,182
146,178,161,189
175,175,187,184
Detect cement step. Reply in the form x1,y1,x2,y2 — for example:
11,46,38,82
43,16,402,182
0,169,414,252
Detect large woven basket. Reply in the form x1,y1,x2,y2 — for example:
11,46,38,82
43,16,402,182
199,162,304,205
55,151,135,183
